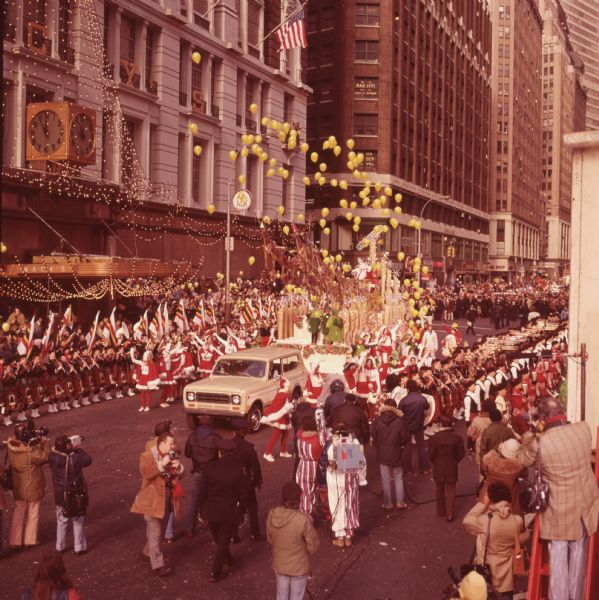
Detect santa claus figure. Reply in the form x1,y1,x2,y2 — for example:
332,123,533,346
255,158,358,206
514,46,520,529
304,365,324,404
261,378,294,462
130,349,160,412
197,339,221,378
343,362,358,393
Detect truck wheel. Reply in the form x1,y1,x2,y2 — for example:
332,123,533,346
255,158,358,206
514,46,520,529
186,414,198,430
247,403,263,433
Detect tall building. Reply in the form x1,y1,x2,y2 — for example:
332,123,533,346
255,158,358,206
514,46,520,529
539,0,587,277
1,0,307,272
561,0,599,130
305,0,492,284
488,0,543,280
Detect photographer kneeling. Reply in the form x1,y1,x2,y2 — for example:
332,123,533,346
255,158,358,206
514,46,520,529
7,421,51,550
48,435,92,556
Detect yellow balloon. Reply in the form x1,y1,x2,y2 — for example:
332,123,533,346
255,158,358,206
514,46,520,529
302,176,311,186
362,198,370,207
352,224,360,232
395,193,403,202
414,291,421,300
412,280,419,289
282,225,290,235
345,212,353,221
287,138,297,150
310,152,319,163
240,147,249,158
249,102,258,114
383,208,391,216
263,216,271,225
398,251,405,261
342,263,351,273
353,216,361,225
282,169,290,180
193,145,202,156
390,218,398,229
394,206,402,214
335,254,342,262
349,201,357,210
0,243,6,253
207,204,215,214
322,140,330,150
323,256,331,265
404,279,411,287
339,180,348,190
278,130,287,142
283,122,291,133
271,120,280,131
346,139,355,150
277,205,285,215
189,122,199,134
238,174,246,185
2,322,10,333
319,163,327,173
339,199,348,209
259,152,268,162
266,168,275,177
191,51,202,64
414,222,421,230
372,199,381,209
422,266,429,275
261,116,269,126
333,145,342,156
300,142,309,153
321,207,330,218
414,257,422,265
228,150,238,161
384,186,392,197
318,218,326,228
321,249,329,257
323,227,330,235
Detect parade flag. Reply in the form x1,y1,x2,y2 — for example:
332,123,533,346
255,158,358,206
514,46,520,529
142,309,149,335
163,303,171,337
17,316,35,357
275,6,307,50
86,311,100,352
204,301,215,326
42,313,56,352
192,306,204,331
108,307,118,347
238,303,255,326
174,299,189,331
149,310,161,339
247,298,259,320
132,318,144,340
58,305,73,339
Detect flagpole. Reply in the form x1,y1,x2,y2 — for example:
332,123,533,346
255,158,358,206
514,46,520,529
259,0,308,45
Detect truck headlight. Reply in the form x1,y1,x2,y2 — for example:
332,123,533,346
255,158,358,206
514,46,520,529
186,391,195,402
231,395,241,405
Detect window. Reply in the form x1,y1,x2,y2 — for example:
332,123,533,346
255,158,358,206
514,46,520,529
58,0,72,58
191,53,202,90
193,0,209,27
356,4,379,26
496,220,505,243
322,43,334,65
322,7,335,29
248,0,261,48
192,136,203,203
282,355,300,372
120,16,135,62
355,40,378,62
284,93,293,123
354,114,378,136
145,29,155,89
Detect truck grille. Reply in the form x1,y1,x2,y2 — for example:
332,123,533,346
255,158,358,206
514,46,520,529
192,392,231,404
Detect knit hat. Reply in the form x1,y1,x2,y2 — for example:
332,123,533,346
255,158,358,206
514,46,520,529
281,481,302,504
459,571,487,600
498,438,520,460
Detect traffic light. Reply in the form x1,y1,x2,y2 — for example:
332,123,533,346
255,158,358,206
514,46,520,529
447,246,455,258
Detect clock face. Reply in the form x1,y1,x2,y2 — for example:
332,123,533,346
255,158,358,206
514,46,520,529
29,110,65,155
70,112,95,158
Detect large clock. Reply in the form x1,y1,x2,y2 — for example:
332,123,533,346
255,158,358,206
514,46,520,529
26,102,96,164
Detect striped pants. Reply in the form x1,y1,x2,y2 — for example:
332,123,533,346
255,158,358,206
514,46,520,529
548,521,588,600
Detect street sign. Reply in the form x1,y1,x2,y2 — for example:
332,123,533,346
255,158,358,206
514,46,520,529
232,189,252,211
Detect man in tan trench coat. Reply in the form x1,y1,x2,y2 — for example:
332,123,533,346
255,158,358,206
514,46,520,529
518,398,599,600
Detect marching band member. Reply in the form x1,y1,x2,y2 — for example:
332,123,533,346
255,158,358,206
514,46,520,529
130,348,160,413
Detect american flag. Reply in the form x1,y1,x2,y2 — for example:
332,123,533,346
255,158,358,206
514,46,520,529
275,8,307,51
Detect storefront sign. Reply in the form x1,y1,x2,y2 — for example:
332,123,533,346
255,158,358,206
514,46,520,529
355,78,378,98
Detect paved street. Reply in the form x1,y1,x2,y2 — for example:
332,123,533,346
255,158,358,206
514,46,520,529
0,317,520,600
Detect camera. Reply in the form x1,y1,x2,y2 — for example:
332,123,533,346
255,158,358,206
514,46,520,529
68,435,85,448
17,421,49,446
168,450,179,461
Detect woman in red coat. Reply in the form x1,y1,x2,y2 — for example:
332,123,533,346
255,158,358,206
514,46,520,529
261,378,293,462
130,349,160,412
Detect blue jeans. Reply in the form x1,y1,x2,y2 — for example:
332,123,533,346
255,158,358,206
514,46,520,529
276,573,309,600
379,464,404,505
55,506,86,553
187,471,204,533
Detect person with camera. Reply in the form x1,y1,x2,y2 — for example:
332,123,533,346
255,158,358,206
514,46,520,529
517,397,599,600
131,432,183,577
7,420,51,550
463,482,529,600
48,435,92,556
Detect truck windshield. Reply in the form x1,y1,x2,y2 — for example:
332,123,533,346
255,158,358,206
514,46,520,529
213,359,267,378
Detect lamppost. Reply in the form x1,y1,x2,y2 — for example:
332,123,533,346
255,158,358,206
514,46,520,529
417,198,434,284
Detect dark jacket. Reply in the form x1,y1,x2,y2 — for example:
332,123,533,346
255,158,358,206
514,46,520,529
331,400,370,444
198,454,248,525
372,406,411,467
185,426,221,473
232,435,262,488
48,448,92,507
292,402,316,432
479,423,515,464
428,428,465,484
323,390,346,425
399,392,430,432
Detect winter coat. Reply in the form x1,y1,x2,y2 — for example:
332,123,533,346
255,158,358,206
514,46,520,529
131,447,182,519
428,428,465,484
479,450,527,515
266,506,320,576
198,455,248,525
398,392,430,433
517,422,599,541
48,448,92,507
7,437,50,502
478,423,515,464
463,501,529,593
330,401,370,444
372,406,411,467
184,426,221,473
323,390,346,425
232,436,262,488
467,414,491,466
292,402,316,433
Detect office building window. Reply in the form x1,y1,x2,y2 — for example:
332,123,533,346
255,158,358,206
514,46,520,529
146,28,155,88
496,220,505,243
354,113,378,136
356,4,379,26
355,40,378,62
120,16,135,62
248,0,261,48
192,136,202,203
322,7,334,29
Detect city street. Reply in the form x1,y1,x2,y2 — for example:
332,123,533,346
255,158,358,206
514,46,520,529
0,317,525,600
